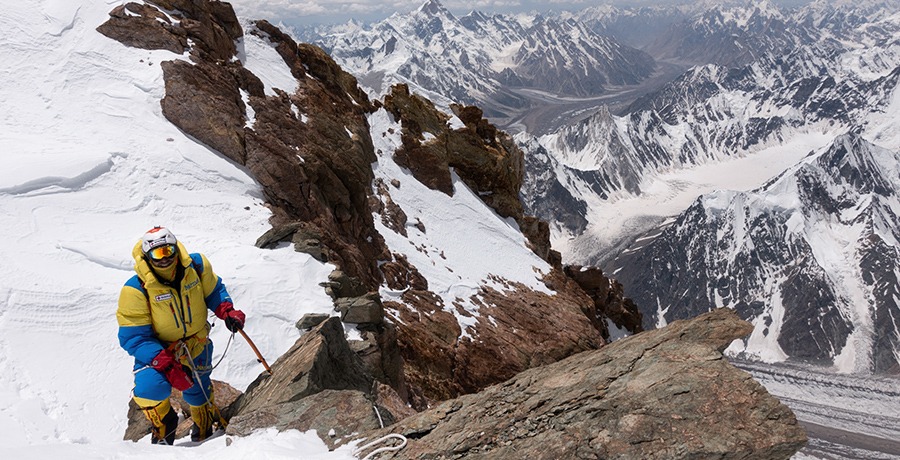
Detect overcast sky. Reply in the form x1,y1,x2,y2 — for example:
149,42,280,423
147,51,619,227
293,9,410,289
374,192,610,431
226,0,816,27
227,0,592,26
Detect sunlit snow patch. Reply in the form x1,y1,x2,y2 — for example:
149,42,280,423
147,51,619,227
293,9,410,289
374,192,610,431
367,109,553,339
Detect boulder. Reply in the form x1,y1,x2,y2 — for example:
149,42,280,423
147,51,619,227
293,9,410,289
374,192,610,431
325,270,368,299
359,308,807,460
96,3,186,54
228,389,383,449
227,317,414,446
97,0,240,61
335,292,384,325
230,317,373,417
296,313,331,330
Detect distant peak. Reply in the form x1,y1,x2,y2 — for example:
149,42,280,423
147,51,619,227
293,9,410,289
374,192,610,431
418,0,451,16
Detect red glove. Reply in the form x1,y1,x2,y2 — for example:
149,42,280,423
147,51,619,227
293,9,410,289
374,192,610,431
151,349,194,391
215,301,245,333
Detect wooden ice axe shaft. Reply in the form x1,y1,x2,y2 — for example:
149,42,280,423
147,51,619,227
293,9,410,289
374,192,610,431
238,329,273,375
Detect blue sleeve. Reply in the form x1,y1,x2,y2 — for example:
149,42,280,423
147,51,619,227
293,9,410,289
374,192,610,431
205,277,232,311
118,325,163,366
116,277,163,365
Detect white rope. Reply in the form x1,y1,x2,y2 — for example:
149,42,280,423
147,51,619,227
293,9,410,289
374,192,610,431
373,405,385,429
355,433,408,460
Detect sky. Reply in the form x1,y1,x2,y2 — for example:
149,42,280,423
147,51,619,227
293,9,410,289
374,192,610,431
226,0,816,27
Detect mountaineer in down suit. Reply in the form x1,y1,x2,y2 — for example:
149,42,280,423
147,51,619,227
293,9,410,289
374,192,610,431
116,226,245,445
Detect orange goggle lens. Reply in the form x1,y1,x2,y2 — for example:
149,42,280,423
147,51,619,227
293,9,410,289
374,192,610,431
147,244,177,260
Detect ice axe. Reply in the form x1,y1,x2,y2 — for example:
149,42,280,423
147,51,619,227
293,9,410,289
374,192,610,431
238,329,273,375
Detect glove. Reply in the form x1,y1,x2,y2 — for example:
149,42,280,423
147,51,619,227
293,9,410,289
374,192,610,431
151,348,194,391
215,301,245,333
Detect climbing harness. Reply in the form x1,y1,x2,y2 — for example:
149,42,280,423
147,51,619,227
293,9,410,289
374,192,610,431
131,330,235,376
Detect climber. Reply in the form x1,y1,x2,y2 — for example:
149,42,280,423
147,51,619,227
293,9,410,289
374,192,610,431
116,226,246,445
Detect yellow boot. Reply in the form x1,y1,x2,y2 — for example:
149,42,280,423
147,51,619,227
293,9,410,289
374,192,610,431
189,399,225,442
138,398,178,445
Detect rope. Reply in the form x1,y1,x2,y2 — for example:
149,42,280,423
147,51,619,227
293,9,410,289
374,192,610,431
353,405,407,459
178,341,217,406
208,330,235,372
355,433,408,460
373,405,385,429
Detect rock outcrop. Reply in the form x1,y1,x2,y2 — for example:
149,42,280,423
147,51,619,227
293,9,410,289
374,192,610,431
565,265,644,336
384,270,607,403
101,2,385,289
358,308,807,459
382,85,551,263
227,317,403,449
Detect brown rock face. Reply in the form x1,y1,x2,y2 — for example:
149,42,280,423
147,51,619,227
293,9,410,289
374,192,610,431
383,85,524,221
96,3,187,54
565,265,644,339
240,22,385,288
230,317,373,417
160,59,248,164
387,269,606,403
362,309,808,460
97,0,240,61
226,318,401,447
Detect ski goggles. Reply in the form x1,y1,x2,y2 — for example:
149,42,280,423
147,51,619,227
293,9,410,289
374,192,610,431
147,244,177,261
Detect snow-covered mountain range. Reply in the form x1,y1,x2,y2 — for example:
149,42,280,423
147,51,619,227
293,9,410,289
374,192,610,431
609,133,900,374
304,0,655,122
530,1,900,374
3,0,899,457
310,0,900,376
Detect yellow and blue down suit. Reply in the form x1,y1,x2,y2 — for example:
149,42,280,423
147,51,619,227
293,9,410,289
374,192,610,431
116,240,232,409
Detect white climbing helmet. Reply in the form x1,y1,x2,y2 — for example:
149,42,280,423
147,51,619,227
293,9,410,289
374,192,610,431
141,226,178,255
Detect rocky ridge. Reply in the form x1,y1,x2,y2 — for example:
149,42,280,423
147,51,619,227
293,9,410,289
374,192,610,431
363,308,806,459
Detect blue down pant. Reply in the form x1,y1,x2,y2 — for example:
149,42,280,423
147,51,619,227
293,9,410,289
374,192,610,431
132,340,215,407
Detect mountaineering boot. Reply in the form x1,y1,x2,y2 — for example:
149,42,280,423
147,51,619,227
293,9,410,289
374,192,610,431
141,399,178,445
189,401,225,442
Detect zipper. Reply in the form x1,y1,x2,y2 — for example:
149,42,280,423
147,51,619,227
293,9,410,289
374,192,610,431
168,303,179,329
173,288,188,338
187,295,193,324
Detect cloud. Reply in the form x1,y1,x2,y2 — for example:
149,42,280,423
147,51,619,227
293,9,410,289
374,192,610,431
227,0,544,24
227,0,423,22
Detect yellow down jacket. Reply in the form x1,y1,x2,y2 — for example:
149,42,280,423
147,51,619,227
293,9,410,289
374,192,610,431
116,240,232,366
